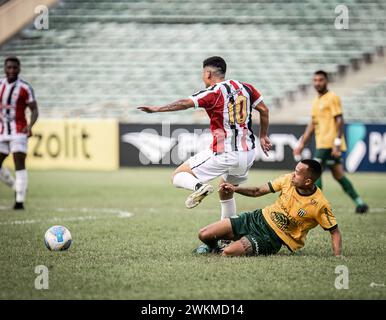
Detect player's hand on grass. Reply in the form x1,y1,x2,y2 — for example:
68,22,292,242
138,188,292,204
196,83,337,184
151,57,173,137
260,135,272,156
137,106,160,113
218,183,236,194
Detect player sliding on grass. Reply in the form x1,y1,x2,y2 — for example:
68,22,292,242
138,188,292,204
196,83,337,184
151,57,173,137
294,70,368,214
138,56,271,222
196,159,342,257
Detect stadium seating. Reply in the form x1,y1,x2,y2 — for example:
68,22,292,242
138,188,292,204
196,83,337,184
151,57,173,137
0,0,385,122
342,77,386,123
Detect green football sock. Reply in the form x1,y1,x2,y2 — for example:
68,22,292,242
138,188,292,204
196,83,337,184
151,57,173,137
203,238,219,251
337,176,363,205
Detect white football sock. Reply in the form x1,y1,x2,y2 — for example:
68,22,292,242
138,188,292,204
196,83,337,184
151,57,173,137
0,167,15,189
15,169,28,203
173,172,200,191
220,197,237,220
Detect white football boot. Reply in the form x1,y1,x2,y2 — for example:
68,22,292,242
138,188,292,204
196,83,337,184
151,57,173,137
0,167,15,190
185,184,214,209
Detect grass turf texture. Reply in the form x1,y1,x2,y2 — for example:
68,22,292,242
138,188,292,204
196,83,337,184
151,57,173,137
0,168,385,300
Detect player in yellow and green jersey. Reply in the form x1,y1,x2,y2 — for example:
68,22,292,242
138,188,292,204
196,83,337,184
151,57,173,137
294,70,368,214
195,159,342,257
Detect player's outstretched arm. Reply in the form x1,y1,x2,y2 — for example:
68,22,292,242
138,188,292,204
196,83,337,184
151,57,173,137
329,226,342,257
24,101,39,137
219,182,271,198
294,119,314,156
254,101,272,156
137,99,195,113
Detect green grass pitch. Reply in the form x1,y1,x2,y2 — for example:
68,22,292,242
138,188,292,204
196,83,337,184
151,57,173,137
0,168,385,299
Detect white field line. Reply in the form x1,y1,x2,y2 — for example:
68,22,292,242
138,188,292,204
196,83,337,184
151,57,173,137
55,207,133,218
0,207,133,226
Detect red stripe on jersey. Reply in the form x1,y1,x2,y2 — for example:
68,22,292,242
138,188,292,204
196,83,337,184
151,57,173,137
207,92,226,153
196,91,217,110
0,83,6,135
229,80,239,90
16,86,28,133
194,88,227,153
242,82,261,106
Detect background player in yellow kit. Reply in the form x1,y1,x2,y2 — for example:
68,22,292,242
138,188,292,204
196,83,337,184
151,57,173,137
195,159,342,257
294,70,368,214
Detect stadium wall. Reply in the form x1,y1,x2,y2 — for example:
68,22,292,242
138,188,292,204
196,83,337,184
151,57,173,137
0,0,58,45
118,123,386,172
3,119,119,170
118,123,311,170
3,121,385,172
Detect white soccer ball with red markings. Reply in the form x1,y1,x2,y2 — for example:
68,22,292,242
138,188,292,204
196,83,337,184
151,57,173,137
44,226,72,251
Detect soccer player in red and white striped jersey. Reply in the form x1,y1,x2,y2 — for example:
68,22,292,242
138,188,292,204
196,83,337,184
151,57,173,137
0,56,39,210
138,56,271,219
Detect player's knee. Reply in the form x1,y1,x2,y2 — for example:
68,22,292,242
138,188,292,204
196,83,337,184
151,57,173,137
171,168,184,184
333,171,344,180
171,167,187,185
198,228,206,241
198,228,210,242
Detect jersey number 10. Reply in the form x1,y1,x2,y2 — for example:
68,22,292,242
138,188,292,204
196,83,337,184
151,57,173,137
228,95,248,126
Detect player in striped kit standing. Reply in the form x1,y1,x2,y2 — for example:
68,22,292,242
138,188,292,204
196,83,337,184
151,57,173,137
138,56,271,221
0,56,39,210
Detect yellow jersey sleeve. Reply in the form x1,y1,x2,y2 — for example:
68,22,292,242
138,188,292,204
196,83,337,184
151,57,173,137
316,202,337,230
311,101,317,118
268,174,290,193
331,95,343,118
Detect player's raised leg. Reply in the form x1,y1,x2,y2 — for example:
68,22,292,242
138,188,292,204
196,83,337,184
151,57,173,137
172,162,202,191
13,152,28,210
172,152,214,209
330,163,368,213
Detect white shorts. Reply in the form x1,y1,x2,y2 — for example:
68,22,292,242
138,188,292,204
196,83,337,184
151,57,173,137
0,135,28,155
188,149,256,185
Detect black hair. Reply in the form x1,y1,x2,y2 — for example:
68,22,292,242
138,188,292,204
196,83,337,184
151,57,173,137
300,159,322,182
4,56,20,67
314,70,328,80
203,56,226,75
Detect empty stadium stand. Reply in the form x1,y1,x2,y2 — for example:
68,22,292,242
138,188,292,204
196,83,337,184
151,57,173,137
0,0,385,123
342,76,386,122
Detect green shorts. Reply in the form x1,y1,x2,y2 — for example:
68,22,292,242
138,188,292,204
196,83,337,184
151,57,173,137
314,148,342,168
230,209,283,256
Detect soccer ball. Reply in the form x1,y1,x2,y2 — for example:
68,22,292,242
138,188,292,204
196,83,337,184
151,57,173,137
44,226,72,251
